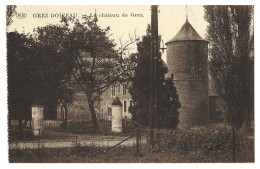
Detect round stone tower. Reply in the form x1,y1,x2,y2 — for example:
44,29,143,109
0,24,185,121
166,20,209,127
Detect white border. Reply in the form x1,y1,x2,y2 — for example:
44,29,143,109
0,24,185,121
1,0,258,169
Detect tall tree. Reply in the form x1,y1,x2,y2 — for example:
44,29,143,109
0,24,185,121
204,5,254,129
32,24,76,127
7,25,75,128
7,31,35,128
129,25,181,129
60,17,136,131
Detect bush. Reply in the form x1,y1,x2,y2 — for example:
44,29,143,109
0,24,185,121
154,128,254,162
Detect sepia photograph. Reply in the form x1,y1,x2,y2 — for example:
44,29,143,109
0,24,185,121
5,3,254,163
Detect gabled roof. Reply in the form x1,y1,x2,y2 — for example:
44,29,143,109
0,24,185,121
112,97,123,106
166,20,205,44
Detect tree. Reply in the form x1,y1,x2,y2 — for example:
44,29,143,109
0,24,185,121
129,25,181,129
7,31,35,128
204,5,254,129
7,25,75,129
60,17,136,131
6,5,16,27
204,5,254,163
33,24,75,128
7,15,136,131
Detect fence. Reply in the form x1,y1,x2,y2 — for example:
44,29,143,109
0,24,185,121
9,116,133,142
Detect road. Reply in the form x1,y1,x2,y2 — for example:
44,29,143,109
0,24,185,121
9,135,148,149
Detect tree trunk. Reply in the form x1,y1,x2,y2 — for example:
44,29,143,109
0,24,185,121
88,99,99,131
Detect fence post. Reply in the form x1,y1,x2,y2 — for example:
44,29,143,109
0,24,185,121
32,106,44,137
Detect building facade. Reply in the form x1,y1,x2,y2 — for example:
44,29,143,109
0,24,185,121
56,83,132,121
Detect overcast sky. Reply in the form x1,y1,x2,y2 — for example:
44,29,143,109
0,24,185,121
7,5,208,61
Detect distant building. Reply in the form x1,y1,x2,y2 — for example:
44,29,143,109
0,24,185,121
98,83,132,120
56,83,132,121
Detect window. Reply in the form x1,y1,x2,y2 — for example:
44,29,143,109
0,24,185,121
101,108,104,119
117,84,121,94
60,105,65,120
111,85,116,97
129,100,133,110
123,84,127,96
124,100,127,112
107,107,112,116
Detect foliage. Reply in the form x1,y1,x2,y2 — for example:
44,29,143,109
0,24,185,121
204,5,254,129
6,5,16,26
6,15,136,131
7,26,75,123
33,24,76,125
129,25,181,129
8,12,136,130
154,128,254,162
7,32,37,122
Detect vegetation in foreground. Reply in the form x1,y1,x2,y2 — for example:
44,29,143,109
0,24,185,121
9,128,254,163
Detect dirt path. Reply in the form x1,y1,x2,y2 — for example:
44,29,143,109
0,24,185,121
9,135,147,149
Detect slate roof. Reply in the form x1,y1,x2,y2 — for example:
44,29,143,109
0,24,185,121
166,20,205,44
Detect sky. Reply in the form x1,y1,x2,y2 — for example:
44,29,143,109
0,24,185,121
7,5,208,62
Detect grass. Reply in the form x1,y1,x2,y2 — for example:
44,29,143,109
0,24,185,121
9,145,254,163
9,128,254,163
8,125,254,163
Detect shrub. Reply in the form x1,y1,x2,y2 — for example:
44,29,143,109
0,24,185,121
154,128,254,161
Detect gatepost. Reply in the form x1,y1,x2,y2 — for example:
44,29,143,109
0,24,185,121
32,106,44,136
111,97,123,133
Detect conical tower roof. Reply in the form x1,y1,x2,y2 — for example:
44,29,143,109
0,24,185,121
166,20,205,44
